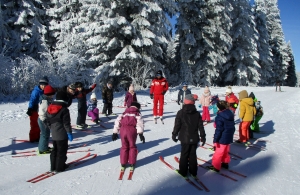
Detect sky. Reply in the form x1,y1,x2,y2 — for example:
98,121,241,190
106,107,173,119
169,0,300,72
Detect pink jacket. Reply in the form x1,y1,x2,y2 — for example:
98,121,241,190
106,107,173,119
113,106,144,134
200,93,211,107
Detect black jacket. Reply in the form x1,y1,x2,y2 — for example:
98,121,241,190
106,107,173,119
102,85,114,103
177,89,192,103
56,86,77,107
172,104,206,144
46,101,72,141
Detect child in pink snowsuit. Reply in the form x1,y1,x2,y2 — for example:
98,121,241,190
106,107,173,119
112,102,145,168
87,93,100,124
207,101,235,172
199,86,211,122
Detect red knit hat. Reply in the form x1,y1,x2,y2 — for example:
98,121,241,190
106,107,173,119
44,85,56,96
184,94,198,105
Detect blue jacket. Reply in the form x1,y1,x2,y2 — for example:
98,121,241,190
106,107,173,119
29,86,44,111
213,109,235,144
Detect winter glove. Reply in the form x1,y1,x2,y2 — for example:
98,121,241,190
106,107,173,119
26,108,33,116
233,103,238,108
198,104,202,108
103,99,107,104
162,91,166,95
112,133,119,141
172,134,178,143
91,83,97,89
67,133,73,142
177,101,180,105
139,134,145,144
150,94,154,99
200,137,206,146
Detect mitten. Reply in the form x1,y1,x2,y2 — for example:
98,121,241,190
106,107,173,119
26,108,33,116
198,104,202,108
139,134,145,143
67,133,73,142
150,94,154,99
103,99,106,104
200,137,206,146
172,134,178,143
112,133,119,141
91,83,97,89
234,103,238,108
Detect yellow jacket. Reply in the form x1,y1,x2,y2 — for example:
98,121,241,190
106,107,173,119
239,97,256,121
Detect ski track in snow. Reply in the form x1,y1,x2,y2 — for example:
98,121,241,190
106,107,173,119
0,86,299,195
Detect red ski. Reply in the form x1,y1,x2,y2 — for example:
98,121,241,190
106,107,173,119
174,157,209,192
159,156,203,191
118,167,125,180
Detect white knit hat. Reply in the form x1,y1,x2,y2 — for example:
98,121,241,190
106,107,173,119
90,93,97,99
226,87,232,93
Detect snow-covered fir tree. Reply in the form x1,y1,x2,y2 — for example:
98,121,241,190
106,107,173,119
224,0,260,86
177,0,233,86
253,0,274,85
284,42,297,87
264,0,289,84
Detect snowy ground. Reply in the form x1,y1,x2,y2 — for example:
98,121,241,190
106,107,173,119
0,86,299,195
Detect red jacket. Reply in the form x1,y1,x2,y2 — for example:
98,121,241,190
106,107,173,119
150,77,169,95
225,93,239,104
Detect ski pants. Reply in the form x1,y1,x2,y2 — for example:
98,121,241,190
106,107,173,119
212,143,231,170
88,108,99,121
38,118,50,152
239,121,252,142
102,103,113,115
77,104,87,125
50,139,68,172
251,115,263,132
120,128,138,165
179,143,198,177
29,111,40,142
202,106,211,122
153,94,164,116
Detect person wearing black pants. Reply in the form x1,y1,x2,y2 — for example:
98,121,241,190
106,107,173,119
172,94,206,178
46,91,73,172
102,81,114,116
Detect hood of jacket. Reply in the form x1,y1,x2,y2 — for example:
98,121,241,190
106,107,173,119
241,97,254,106
47,101,66,115
218,109,234,121
182,104,197,114
124,106,140,115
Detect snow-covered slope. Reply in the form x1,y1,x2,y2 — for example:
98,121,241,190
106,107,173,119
0,86,299,195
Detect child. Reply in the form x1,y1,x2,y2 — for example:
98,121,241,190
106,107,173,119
227,98,238,114
75,82,96,129
102,80,115,116
46,91,73,172
87,93,100,124
210,95,220,115
112,102,145,170
38,85,56,154
236,90,256,143
249,92,264,132
207,101,235,172
177,82,191,109
172,94,206,178
27,76,49,142
199,86,211,122
124,84,137,108
225,86,239,114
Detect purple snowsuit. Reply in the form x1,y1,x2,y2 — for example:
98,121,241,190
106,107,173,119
124,92,137,108
87,100,99,121
113,106,144,165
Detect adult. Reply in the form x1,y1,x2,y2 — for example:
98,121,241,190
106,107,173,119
150,70,169,120
275,81,281,92
177,82,191,109
56,83,77,107
102,80,114,116
26,76,49,142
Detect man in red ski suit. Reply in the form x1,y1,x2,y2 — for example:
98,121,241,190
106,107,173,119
150,70,169,119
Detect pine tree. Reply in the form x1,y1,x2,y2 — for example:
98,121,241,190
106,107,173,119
265,0,289,84
177,0,232,86
224,0,260,86
284,42,297,87
254,0,274,85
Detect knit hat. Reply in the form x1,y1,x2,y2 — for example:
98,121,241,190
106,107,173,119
204,86,210,93
56,91,69,102
226,87,232,93
131,102,141,109
217,100,228,111
44,85,56,96
90,93,97,99
76,82,83,88
182,82,188,87
156,70,162,77
68,83,76,90
129,84,134,92
238,90,248,100
249,92,255,100
184,94,198,105
39,76,49,85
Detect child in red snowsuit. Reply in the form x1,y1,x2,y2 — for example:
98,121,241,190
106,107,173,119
112,102,145,169
150,70,169,120
225,87,239,114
